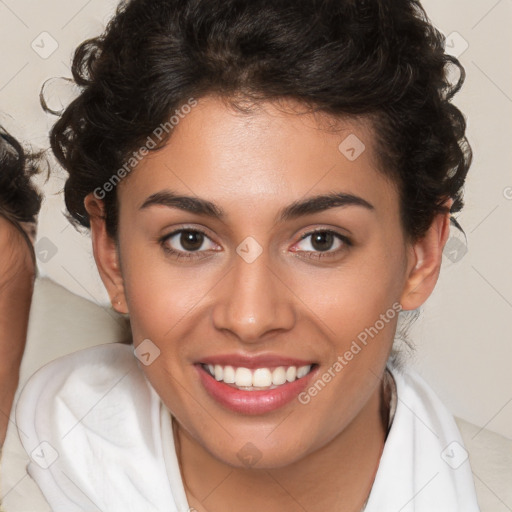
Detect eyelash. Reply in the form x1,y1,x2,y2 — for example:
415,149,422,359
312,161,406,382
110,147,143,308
159,228,213,261
159,228,352,262
295,229,352,260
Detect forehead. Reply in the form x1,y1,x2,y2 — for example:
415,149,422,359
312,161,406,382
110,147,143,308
119,95,397,217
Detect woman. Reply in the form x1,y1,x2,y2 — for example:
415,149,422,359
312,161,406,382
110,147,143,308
16,0,479,510
0,128,41,449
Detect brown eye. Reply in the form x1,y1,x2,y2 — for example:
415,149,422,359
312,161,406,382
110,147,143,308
292,229,352,259
180,231,204,251
295,230,348,253
161,229,218,255
310,232,335,251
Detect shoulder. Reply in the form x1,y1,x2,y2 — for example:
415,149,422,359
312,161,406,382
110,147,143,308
364,363,481,512
16,343,157,449
16,343,155,460
16,343,176,512
16,343,143,421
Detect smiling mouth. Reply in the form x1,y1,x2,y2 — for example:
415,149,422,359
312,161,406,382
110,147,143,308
200,363,316,391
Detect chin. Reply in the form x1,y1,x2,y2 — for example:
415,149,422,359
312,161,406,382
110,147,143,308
190,421,317,469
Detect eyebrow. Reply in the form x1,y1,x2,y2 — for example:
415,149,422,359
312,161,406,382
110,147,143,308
139,190,374,221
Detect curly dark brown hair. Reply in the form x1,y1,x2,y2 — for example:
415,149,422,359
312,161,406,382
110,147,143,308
0,128,42,235
48,0,471,241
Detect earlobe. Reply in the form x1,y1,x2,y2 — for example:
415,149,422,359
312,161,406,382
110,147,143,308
400,208,452,311
83,193,128,314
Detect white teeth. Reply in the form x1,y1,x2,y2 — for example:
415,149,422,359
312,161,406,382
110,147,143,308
235,367,253,387
297,365,310,379
253,368,272,387
272,366,287,386
286,366,297,382
204,363,312,389
223,365,236,384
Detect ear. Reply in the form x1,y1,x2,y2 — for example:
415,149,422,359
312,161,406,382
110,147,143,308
400,202,453,311
84,193,128,314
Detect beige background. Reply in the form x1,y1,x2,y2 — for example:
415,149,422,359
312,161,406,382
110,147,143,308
0,0,511,439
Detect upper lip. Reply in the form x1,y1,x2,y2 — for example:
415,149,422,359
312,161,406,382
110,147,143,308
198,353,316,369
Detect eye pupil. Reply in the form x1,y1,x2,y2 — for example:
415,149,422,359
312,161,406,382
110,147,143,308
181,231,203,251
311,232,334,251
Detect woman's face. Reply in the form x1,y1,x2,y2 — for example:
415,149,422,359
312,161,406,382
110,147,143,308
108,96,421,468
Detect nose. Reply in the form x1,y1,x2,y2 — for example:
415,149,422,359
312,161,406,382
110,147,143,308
211,249,296,344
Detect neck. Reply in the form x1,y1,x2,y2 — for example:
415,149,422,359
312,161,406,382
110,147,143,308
174,374,390,512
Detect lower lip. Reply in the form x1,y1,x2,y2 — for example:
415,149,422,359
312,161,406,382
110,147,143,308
196,365,317,415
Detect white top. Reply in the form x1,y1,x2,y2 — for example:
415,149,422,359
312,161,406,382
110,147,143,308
15,343,480,512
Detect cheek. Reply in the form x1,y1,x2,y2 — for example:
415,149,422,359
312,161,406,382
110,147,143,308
120,253,211,416
293,247,405,340
288,259,403,445
121,246,214,342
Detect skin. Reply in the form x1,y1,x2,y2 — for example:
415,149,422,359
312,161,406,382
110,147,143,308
0,215,36,448
85,95,451,511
